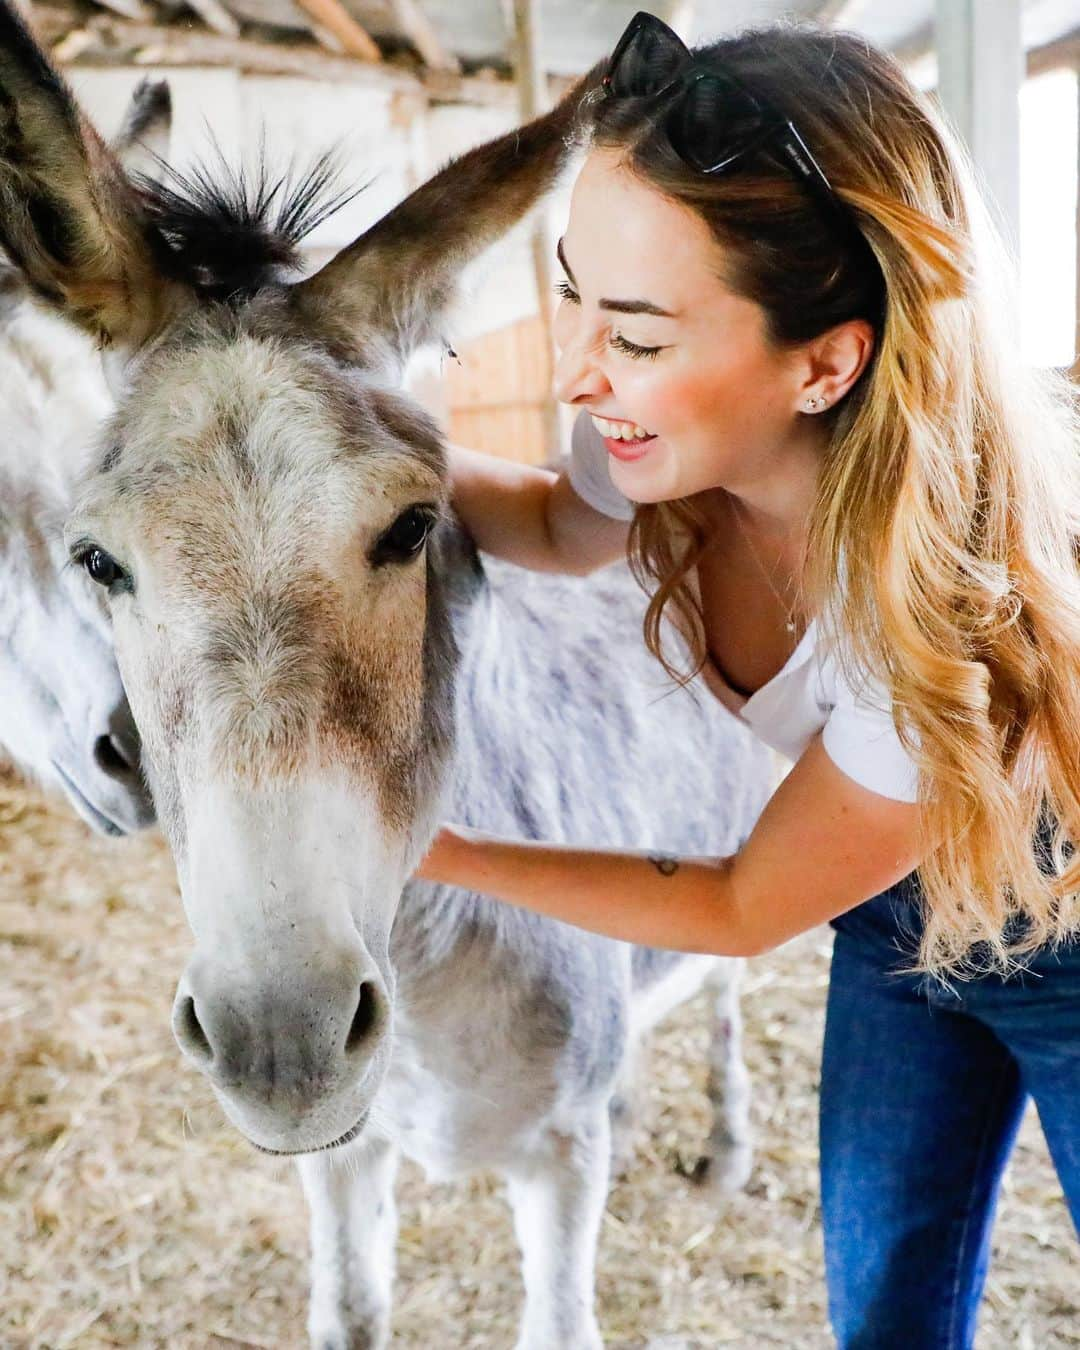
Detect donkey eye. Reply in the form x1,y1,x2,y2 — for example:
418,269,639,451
371,506,436,567
81,547,126,589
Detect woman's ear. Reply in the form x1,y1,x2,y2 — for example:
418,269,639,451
797,318,876,413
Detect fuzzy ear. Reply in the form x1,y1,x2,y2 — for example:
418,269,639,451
112,78,172,182
293,66,602,367
0,2,169,345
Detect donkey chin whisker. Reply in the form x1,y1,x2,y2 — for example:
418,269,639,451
250,1110,370,1157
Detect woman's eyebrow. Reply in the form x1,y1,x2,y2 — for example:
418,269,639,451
556,238,679,319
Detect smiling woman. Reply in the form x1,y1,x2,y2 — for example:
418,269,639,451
434,9,1080,1347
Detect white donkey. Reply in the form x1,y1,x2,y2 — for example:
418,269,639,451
0,80,169,834
0,17,774,1348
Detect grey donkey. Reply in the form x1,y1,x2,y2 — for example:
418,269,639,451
0,78,170,834
0,12,773,1346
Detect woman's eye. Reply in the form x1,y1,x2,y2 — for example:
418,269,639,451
82,547,126,589
554,280,579,304
610,332,664,360
371,506,437,567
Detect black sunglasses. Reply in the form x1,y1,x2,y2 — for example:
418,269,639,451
602,11,843,220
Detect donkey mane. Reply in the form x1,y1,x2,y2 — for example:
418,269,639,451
137,151,363,301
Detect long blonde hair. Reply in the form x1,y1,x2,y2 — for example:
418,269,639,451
582,24,1080,973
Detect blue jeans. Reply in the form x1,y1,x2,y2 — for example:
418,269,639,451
821,875,1080,1349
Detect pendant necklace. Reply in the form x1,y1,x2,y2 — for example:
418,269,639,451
729,501,801,636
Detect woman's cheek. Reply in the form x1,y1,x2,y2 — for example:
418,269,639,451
630,364,719,440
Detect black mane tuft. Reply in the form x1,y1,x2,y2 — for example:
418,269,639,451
136,146,365,302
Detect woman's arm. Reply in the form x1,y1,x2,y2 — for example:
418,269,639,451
448,443,630,575
418,737,925,956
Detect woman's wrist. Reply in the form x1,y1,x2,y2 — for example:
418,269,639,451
416,824,479,885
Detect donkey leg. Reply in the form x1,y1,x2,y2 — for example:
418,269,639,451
503,1108,611,1350
297,1137,400,1350
696,959,753,1196
607,1039,642,1179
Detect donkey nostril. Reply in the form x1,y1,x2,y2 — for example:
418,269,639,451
94,732,135,777
345,982,381,1056
175,995,213,1064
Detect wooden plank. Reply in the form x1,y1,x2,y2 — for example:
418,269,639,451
510,0,560,458
181,0,239,39
50,16,527,107
446,317,552,409
448,405,547,464
292,0,381,62
388,0,459,73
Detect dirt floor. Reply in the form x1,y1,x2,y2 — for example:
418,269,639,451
1,766,1077,1349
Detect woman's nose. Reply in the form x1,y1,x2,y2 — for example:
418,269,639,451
553,325,609,405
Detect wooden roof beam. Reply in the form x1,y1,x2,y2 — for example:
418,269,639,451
293,0,381,62
181,0,239,39
389,0,459,73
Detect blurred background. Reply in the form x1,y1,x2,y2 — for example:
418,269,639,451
25,0,1077,462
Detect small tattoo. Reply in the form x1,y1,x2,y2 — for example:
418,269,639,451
649,855,680,877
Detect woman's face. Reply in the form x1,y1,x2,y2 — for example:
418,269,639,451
553,147,820,504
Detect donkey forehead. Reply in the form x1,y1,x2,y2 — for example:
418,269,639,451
98,327,446,510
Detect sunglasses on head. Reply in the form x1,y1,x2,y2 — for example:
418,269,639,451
602,11,846,223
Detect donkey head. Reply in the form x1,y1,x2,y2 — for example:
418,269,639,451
0,77,169,834
0,2,592,1153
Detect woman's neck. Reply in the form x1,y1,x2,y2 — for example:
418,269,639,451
703,429,822,546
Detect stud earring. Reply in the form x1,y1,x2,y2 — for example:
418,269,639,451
804,395,828,412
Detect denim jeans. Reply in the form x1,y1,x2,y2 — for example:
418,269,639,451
821,874,1080,1349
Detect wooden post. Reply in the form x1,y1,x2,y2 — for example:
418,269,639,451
511,0,562,460
936,0,1022,253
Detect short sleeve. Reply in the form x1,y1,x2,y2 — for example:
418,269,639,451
566,411,636,522
820,654,920,803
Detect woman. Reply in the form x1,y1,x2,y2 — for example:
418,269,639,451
421,13,1080,1346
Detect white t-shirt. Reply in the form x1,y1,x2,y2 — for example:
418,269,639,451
567,412,919,803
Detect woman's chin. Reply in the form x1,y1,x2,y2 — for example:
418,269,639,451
608,440,678,503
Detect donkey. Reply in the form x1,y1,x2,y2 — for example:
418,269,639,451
0,79,169,834
0,13,774,1346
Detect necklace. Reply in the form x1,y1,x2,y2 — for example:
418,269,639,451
728,500,801,636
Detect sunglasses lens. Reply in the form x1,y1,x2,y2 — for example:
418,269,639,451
608,20,688,98
668,74,767,173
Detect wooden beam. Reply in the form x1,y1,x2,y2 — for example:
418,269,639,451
510,0,561,458
292,0,381,63
1028,28,1080,78
90,0,152,20
388,0,459,73
48,16,523,106
897,23,1079,85
181,0,239,39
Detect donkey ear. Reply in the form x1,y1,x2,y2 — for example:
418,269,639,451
112,78,172,182
293,66,602,367
0,3,167,346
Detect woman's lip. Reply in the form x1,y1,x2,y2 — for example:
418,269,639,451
603,433,657,462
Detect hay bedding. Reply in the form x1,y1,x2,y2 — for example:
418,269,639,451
1,765,1076,1349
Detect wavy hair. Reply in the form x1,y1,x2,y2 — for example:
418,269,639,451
577,23,1080,974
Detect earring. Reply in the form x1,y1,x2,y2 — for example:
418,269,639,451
804,395,828,412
